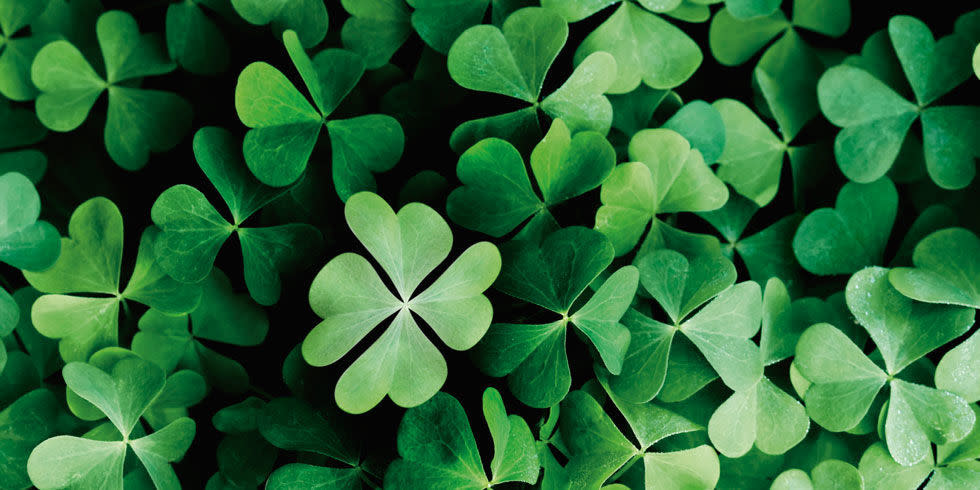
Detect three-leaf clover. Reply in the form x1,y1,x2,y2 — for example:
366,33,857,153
795,267,976,466
542,0,703,92
385,388,539,488
857,439,980,490
27,355,196,489
234,29,405,196
132,269,269,393
472,226,638,408
709,0,850,66
609,250,764,403
230,0,327,47
31,10,192,170
447,119,615,237
151,126,322,306
446,6,618,152
301,192,501,413
595,128,729,257
0,0,55,100
560,387,719,489
23,197,202,362
0,171,59,272
818,16,980,188
792,178,897,276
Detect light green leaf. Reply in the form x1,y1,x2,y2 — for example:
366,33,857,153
62,356,166,437
935,330,980,403
792,178,897,276
795,323,887,432
0,171,59,271
889,228,980,308
230,0,328,47
708,7,789,66
31,40,104,132
888,15,973,106
846,266,975,376
713,98,784,206
575,2,701,91
708,377,809,457
858,442,931,490
27,436,127,490
539,51,617,135
885,379,975,466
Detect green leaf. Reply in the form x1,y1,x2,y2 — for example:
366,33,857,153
643,445,720,490
0,389,59,489
817,65,917,183
165,1,230,75
755,30,824,142
495,226,613,314
889,228,980,308
539,51,617,135
661,99,727,165
795,323,887,432
727,0,781,19
574,2,702,91
259,397,359,464
31,40,105,132
569,265,638,375
771,460,863,490
28,436,127,490
449,119,614,237
340,0,411,69
637,249,737,325
846,266,975,376
935,330,980,403
267,464,361,490
792,178,897,276
885,379,975,466
0,171,59,271
386,389,538,488
408,0,490,53
889,15,973,106
680,281,764,392
858,442,931,490
713,98,785,206
447,7,566,102
303,192,499,413
62,356,166,437
104,86,192,171
708,377,809,457
708,7,789,66
230,0,328,47
326,114,405,201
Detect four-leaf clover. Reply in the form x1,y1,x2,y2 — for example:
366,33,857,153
301,192,501,413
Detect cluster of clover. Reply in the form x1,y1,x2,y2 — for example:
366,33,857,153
1,0,979,489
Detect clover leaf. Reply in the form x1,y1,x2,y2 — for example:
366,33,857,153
472,226,638,408
27,355,195,489
609,250,763,403
260,397,368,487
302,192,500,413
707,376,810,458
340,0,411,69
771,460,863,490
230,0,327,47
796,267,976,465
235,30,405,195
447,119,615,237
62,347,206,432
542,0,702,92
0,0,54,101
560,388,718,489
0,171,59,271
713,96,823,207
935,331,980,404
889,228,980,308
209,397,278,488
709,0,849,66
447,7,618,152
23,197,202,362
792,178,897,276
31,10,192,170
595,128,728,257
818,16,979,188
132,269,269,393
166,0,230,75
151,126,322,305
386,388,538,488
0,389,59,489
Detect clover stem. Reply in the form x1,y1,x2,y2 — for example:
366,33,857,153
120,297,131,318
357,469,381,489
